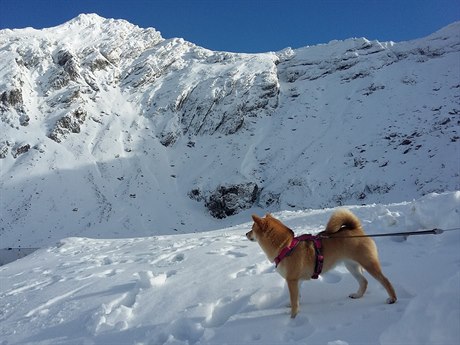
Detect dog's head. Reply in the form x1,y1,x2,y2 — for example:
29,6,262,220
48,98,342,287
246,213,294,242
246,214,295,261
246,214,266,242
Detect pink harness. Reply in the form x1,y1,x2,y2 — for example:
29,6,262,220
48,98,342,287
274,234,324,279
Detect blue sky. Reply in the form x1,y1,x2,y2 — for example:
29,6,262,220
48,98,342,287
0,0,459,53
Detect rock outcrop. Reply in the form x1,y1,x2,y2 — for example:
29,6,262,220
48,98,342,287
204,183,260,219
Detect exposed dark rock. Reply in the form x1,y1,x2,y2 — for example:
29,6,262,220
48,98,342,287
205,182,260,219
188,188,204,202
19,114,30,126
363,83,385,96
159,131,179,147
353,157,368,169
175,68,279,140
400,139,412,146
90,58,110,71
1,89,23,108
333,183,394,205
56,49,80,80
48,108,87,142
0,142,9,158
12,143,30,158
259,191,280,208
364,183,394,195
49,70,71,89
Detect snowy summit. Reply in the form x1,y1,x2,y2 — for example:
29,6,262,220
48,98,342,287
0,14,459,345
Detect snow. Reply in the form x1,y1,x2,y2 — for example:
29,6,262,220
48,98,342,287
0,15,459,344
1,192,459,345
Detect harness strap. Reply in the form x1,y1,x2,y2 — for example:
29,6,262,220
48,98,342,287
274,234,324,279
274,238,300,267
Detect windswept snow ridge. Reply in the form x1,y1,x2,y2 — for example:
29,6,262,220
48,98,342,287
0,192,459,344
0,15,459,248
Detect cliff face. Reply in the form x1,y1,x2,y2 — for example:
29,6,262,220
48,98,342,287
1,15,459,247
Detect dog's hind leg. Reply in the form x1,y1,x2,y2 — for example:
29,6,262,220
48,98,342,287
360,259,397,304
345,260,368,299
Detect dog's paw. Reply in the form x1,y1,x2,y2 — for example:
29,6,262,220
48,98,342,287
386,297,397,304
348,293,363,299
289,304,300,318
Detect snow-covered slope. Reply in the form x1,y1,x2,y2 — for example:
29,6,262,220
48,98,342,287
1,14,459,248
1,192,459,345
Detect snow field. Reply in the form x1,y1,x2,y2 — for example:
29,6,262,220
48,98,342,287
0,192,459,344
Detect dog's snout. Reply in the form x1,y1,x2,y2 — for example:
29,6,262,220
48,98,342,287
246,231,255,241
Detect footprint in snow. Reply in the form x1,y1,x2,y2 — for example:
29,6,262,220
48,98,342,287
282,315,313,342
171,253,185,262
74,268,122,281
204,294,252,328
207,246,247,258
230,261,274,279
102,257,113,265
135,271,167,288
147,251,186,266
89,271,167,335
169,318,205,344
166,270,177,277
226,250,247,258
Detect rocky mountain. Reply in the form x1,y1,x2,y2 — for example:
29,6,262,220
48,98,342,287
1,14,459,248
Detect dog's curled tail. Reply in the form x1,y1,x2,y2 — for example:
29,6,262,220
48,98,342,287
323,208,361,234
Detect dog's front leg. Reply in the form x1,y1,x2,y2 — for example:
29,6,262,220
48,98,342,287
287,279,300,318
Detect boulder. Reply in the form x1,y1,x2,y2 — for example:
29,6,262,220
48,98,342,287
205,182,260,219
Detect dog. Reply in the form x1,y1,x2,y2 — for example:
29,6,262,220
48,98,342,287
246,209,397,318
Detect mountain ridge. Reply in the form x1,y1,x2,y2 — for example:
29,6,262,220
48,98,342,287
1,14,459,247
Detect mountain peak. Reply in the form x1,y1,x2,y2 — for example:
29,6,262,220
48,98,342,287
62,13,137,30
43,13,162,46
69,13,106,24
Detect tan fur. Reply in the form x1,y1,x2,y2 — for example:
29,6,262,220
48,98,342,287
246,209,397,318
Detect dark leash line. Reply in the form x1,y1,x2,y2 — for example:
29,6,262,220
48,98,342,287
320,226,460,239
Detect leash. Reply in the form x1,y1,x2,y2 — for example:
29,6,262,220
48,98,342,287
319,227,460,239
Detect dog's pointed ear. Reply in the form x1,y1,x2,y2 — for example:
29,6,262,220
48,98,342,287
265,213,272,218
252,214,265,228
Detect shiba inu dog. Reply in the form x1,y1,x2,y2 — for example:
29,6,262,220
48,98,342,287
246,209,397,318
